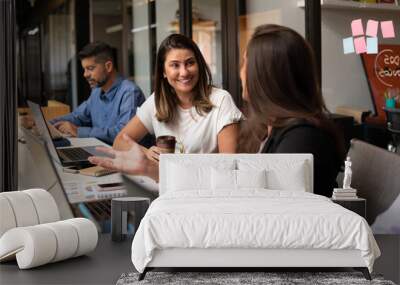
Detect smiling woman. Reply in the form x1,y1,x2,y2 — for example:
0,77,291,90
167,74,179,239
112,34,243,160
90,34,243,180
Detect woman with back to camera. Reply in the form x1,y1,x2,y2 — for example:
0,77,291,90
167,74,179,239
238,24,345,197
113,33,242,162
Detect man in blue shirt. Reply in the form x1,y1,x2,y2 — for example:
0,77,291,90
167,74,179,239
51,41,145,145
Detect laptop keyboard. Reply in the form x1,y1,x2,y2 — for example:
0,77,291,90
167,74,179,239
85,200,111,220
58,147,92,161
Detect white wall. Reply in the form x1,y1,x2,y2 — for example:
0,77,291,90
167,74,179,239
245,0,305,36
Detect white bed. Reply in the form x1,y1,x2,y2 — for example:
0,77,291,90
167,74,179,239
131,154,380,280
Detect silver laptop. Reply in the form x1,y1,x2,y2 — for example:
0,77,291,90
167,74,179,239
21,127,75,220
41,137,116,230
28,100,106,168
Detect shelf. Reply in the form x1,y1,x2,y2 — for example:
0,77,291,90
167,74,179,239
297,0,400,11
105,24,122,34
169,20,217,32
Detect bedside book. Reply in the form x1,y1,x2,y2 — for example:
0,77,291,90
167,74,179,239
332,196,359,200
333,188,357,193
332,188,358,199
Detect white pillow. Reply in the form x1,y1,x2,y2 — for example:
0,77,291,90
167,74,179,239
266,161,307,191
211,168,236,190
236,169,267,189
167,163,210,191
166,160,235,192
211,169,267,191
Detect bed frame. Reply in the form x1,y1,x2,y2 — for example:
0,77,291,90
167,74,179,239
137,154,372,281
138,248,371,280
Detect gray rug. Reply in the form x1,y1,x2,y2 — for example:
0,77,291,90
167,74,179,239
116,271,396,285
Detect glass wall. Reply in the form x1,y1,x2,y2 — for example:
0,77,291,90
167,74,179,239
238,0,305,64
129,0,152,97
192,0,222,87
20,0,309,108
91,0,124,74
42,1,74,105
155,0,179,49
127,0,179,97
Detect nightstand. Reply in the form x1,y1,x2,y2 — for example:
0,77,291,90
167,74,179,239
331,198,366,218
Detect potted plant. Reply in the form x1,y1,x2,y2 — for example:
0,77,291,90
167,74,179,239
384,88,399,109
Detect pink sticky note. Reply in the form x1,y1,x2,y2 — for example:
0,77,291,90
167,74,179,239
366,20,379,37
351,19,364,36
381,21,395,38
354,37,367,54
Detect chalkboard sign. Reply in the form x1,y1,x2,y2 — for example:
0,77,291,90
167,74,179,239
361,44,400,124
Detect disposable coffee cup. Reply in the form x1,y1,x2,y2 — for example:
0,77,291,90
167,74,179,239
156,135,176,153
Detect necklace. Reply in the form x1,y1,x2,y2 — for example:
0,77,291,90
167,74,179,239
176,140,185,153
175,106,197,154
175,123,186,154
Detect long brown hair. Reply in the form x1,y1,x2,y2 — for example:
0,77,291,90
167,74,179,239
239,24,344,157
154,34,213,123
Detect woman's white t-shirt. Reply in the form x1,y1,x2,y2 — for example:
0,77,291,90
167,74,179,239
136,87,243,153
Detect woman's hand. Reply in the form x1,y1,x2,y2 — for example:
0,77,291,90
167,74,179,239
88,133,150,176
146,146,162,162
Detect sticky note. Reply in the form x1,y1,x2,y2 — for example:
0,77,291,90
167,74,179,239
366,20,379,37
351,19,364,36
367,37,378,54
381,21,395,38
354,37,367,54
343,37,355,54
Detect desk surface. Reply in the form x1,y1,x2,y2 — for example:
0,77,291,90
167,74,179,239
0,234,133,285
60,137,159,204
19,130,159,203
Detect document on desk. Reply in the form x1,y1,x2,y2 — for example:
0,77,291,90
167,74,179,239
63,181,88,203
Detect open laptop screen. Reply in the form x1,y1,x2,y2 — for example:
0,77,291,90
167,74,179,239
27,100,63,165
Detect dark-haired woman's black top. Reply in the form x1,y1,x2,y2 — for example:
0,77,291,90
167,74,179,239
261,122,342,197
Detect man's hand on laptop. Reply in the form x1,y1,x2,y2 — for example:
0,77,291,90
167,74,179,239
88,133,154,177
54,121,78,137
20,114,35,129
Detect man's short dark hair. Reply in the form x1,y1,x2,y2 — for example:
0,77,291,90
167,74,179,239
78,41,116,68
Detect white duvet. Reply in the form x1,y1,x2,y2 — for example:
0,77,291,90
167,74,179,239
131,190,380,273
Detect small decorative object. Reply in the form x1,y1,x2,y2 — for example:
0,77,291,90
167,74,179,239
386,98,396,108
343,156,353,189
0,189,98,269
384,88,399,109
332,157,358,199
